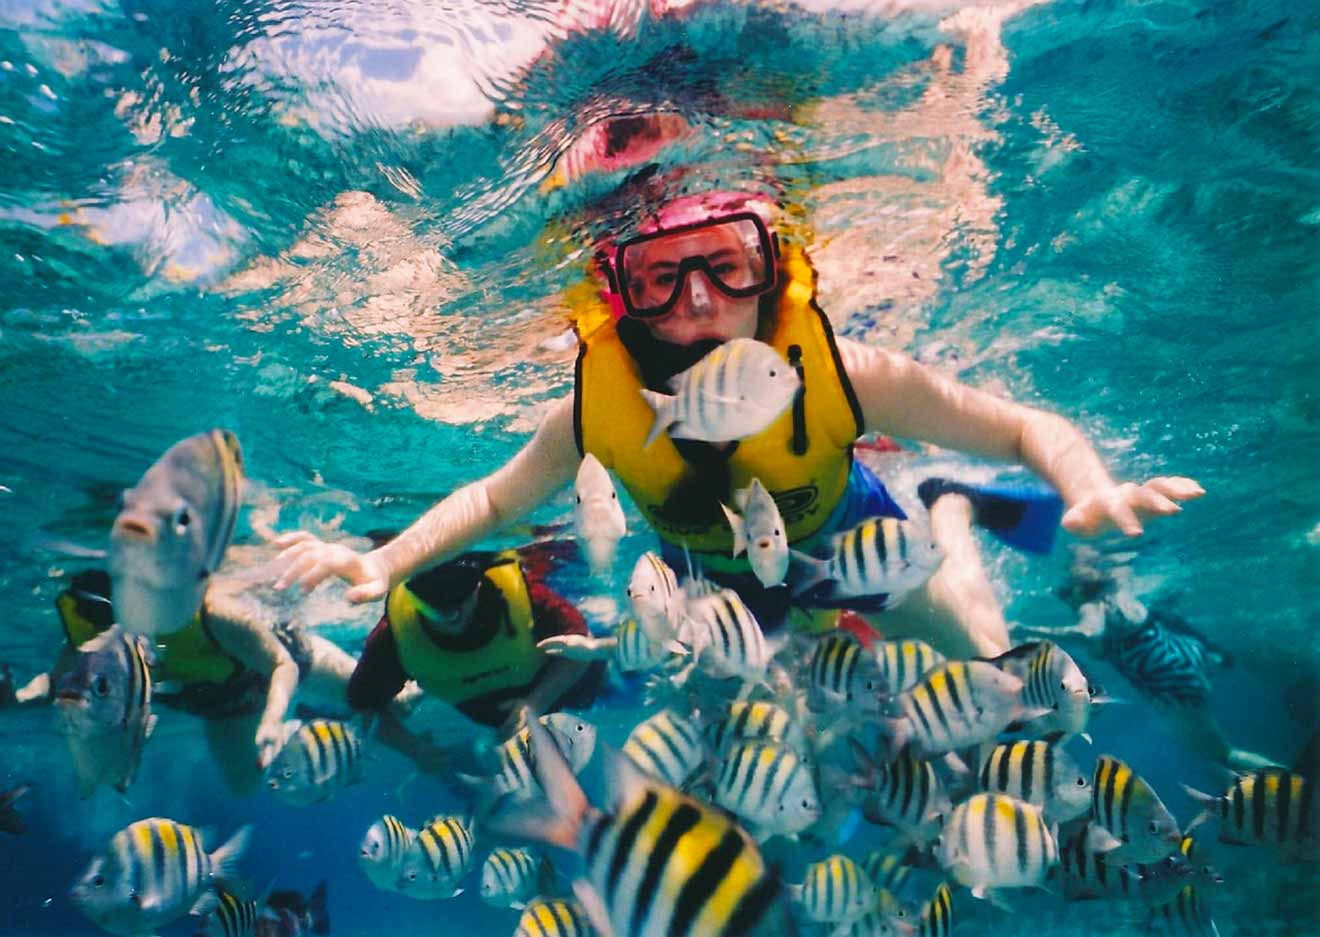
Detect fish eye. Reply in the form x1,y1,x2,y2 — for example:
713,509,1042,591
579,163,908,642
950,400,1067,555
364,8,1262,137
408,872,417,881
92,875,104,888
1088,685,1098,697
1052,702,1059,711
93,676,110,697
1060,680,1068,691
1148,822,1159,834
1076,777,1087,787
769,369,777,377
282,768,294,779
173,507,191,532
976,706,985,716
575,494,582,504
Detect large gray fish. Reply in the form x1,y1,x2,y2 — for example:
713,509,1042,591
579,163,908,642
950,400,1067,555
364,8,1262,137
983,641,1099,742
934,794,1058,902
71,817,250,937
397,814,476,900
109,429,245,638
1088,755,1182,864
640,338,801,448
53,625,156,798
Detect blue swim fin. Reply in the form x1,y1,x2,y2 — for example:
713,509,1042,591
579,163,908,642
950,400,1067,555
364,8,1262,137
917,478,1064,554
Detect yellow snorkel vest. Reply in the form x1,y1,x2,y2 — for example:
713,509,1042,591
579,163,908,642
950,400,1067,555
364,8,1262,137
575,244,864,572
56,578,242,685
387,551,545,705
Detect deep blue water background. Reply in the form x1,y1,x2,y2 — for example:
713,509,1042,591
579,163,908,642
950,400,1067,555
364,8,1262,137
1,0,1317,933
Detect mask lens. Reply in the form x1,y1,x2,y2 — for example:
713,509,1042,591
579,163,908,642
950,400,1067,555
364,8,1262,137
616,214,775,319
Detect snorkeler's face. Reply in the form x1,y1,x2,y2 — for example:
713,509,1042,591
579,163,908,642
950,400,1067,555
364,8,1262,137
629,225,763,345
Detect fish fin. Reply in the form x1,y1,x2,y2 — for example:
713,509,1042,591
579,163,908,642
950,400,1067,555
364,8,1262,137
786,882,802,903
484,708,587,851
638,389,673,449
210,825,253,883
1080,732,1093,745
720,504,747,557
787,550,831,598
188,888,220,918
572,879,616,937
1180,785,1217,834
143,713,157,742
1084,823,1124,854
152,680,183,696
449,887,464,898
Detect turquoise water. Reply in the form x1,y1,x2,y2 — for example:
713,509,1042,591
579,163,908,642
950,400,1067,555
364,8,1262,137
1,0,1317,933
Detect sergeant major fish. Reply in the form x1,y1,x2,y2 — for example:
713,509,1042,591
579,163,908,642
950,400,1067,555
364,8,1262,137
537,616,670,675
485,713,597,801
1058,824,1194,905
720,478,789,588
983,640,1099,742
70,818,251,936
791,516,943,603
1183,769,1317,857
853,747,951,847
976,740,1091,824
934,794,1058,903
488,707,796,937
513,897,594,937
359,815,414,893
622,709,705,789
199,882,330,937
639,338,801,448
109,429,244,638
1088,755,1182,864
807,631,888,715
626,552,686,649
789,854,879,924
677,588,775,686
574,453,626,576
479,847,554,910
265,719,366,806
873,639,945,695
398,814,476,900
53,626,156,798
880,660,1039,759
713,739,821,840
703,699,812,760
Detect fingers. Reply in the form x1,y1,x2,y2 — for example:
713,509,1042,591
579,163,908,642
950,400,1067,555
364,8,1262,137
1131,485,1182,518
273,548,326,591
273,530,319,550
346,582,387,604
1144,476,1205,502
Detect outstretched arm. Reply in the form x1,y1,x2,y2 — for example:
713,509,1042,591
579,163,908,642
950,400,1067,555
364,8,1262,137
274,395,582,601
205,591,299,770
837,339,1203,536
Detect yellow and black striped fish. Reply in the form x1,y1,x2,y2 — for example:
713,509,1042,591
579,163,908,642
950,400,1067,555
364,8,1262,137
628,551,686,647
873,639,945,694
513,897,594,937
917,882,952,937
616,617,668,673
713,739,821,839
857,749,950,844
703,700,811,759
860,848,915,898
886,660,1030,758
70,818,251,935
792,516,943,601
1184,769,1316,854
492,713,598,800
984,640,1095,741
682,588,772,683
1060,823,1194,905
977,740,1091,823
790,854,877,923
623,710,705,789
935,794,1057,897
265,719,365,806
480,847,554,910
1149,883,1220,937
1090,755,1181,863
488,709,796,937
398,814,476,900
807,632,886,713
359,814,414,893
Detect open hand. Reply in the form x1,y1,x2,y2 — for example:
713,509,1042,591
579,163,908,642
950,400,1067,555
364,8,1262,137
272,531,390,603
1061,476,1204,538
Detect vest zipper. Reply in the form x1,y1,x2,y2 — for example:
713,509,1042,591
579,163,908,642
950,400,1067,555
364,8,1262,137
787,344,808,456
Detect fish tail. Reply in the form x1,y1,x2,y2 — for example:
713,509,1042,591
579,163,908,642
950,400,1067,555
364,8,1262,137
720,503,747,558
639,389,673,449
1179,784,1217,834
789,550,831,598
210,824,253,883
